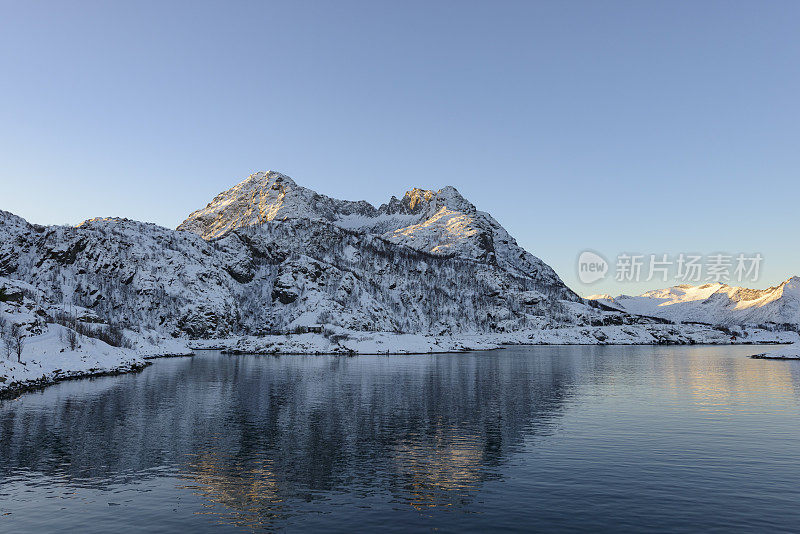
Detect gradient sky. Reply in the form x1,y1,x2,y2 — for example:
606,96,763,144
1,0,798,296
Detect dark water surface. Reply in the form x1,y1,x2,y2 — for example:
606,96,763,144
1,346,800,532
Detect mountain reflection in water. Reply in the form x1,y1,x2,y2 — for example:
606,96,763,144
1,345,800,532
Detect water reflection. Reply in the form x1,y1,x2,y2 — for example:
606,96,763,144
0,350,579,526
180,454,284,529
1,345,799,532
647,346,800,412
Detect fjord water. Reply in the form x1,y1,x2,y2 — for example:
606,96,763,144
1,347,799,533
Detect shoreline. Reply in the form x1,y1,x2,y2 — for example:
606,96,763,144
142,352,196,360
748,342,800,361
218,340,789,355
750,353,800,360
0,352,194,401
0,361,152,401
3,340,797,400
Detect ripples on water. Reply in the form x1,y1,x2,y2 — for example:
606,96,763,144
1,345,799,532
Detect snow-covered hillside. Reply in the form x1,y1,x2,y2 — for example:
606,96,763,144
2,171,592,343
2,169,796,393
0,277,191,397
589,278,800,328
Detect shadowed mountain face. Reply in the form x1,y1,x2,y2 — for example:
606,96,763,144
0,172,584,338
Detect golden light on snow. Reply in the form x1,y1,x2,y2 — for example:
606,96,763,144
390,207,478,254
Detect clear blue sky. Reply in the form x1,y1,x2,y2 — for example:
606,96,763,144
1,1,798,296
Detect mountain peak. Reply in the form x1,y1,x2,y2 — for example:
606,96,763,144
402,188,435,212
174,170,572,300
179,172,480,240
434,185,473,212
177,171,381,239
243,170,296,188
220,171,300,203
392,185,473,215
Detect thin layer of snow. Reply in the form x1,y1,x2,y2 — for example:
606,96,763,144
753,343,800,359
188,325,799,355
0,323,145,396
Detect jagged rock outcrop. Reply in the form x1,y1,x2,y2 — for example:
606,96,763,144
179,171,576,301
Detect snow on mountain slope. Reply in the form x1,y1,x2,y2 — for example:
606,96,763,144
0,210,567,340
178,171,575,300
0,277,160,397
592,278,800,327
0,169,610,343
6,168,793,364
177,172,379,239
377,186,567,291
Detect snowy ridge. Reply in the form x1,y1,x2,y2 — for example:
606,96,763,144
177,172,378,239
178,172,573,298
591,278,800,327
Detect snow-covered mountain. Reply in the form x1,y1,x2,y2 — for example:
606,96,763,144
3,170,797,394
1,171,604,341
179,171,569,291
589,278,800,328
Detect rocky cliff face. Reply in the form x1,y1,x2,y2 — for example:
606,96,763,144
0,172,598,339
179,171,574,301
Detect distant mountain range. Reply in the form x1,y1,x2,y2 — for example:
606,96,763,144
588,277,800,328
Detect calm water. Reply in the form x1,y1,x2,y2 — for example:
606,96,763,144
1,346,800,533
